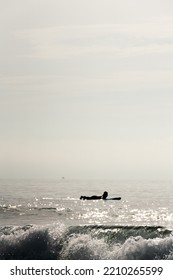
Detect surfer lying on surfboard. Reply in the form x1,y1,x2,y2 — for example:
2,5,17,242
80,191,108,200
80,191,121,200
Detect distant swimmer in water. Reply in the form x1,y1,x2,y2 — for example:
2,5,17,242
80,191,108,200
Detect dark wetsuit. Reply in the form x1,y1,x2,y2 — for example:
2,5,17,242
80,195,102,200
80,191,108,200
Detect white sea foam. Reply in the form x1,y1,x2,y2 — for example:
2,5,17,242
0,223,173,260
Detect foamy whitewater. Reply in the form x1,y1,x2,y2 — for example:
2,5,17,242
0,179,173,260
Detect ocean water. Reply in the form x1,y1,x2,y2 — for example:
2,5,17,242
0,179,173,260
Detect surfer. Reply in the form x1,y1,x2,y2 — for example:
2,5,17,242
80,191,108,200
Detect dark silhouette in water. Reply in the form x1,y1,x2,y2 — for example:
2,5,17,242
80,191,108,200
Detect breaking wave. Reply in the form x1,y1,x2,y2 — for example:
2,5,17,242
0,224,173,260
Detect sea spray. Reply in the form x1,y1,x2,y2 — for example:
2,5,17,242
0,224,63,259
0,224,173,260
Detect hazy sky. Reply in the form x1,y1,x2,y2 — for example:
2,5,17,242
1,0,173,179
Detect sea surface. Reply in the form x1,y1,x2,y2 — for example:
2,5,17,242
0,179,173,260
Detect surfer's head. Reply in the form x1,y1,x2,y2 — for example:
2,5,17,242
102,191,108,199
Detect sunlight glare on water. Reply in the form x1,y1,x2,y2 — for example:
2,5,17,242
0,179,173,227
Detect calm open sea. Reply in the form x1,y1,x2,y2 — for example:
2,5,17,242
0,179,173,260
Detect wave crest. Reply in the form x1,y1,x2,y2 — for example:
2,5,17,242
0,224,173,260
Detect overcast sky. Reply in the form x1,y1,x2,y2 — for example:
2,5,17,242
1,0,173,179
